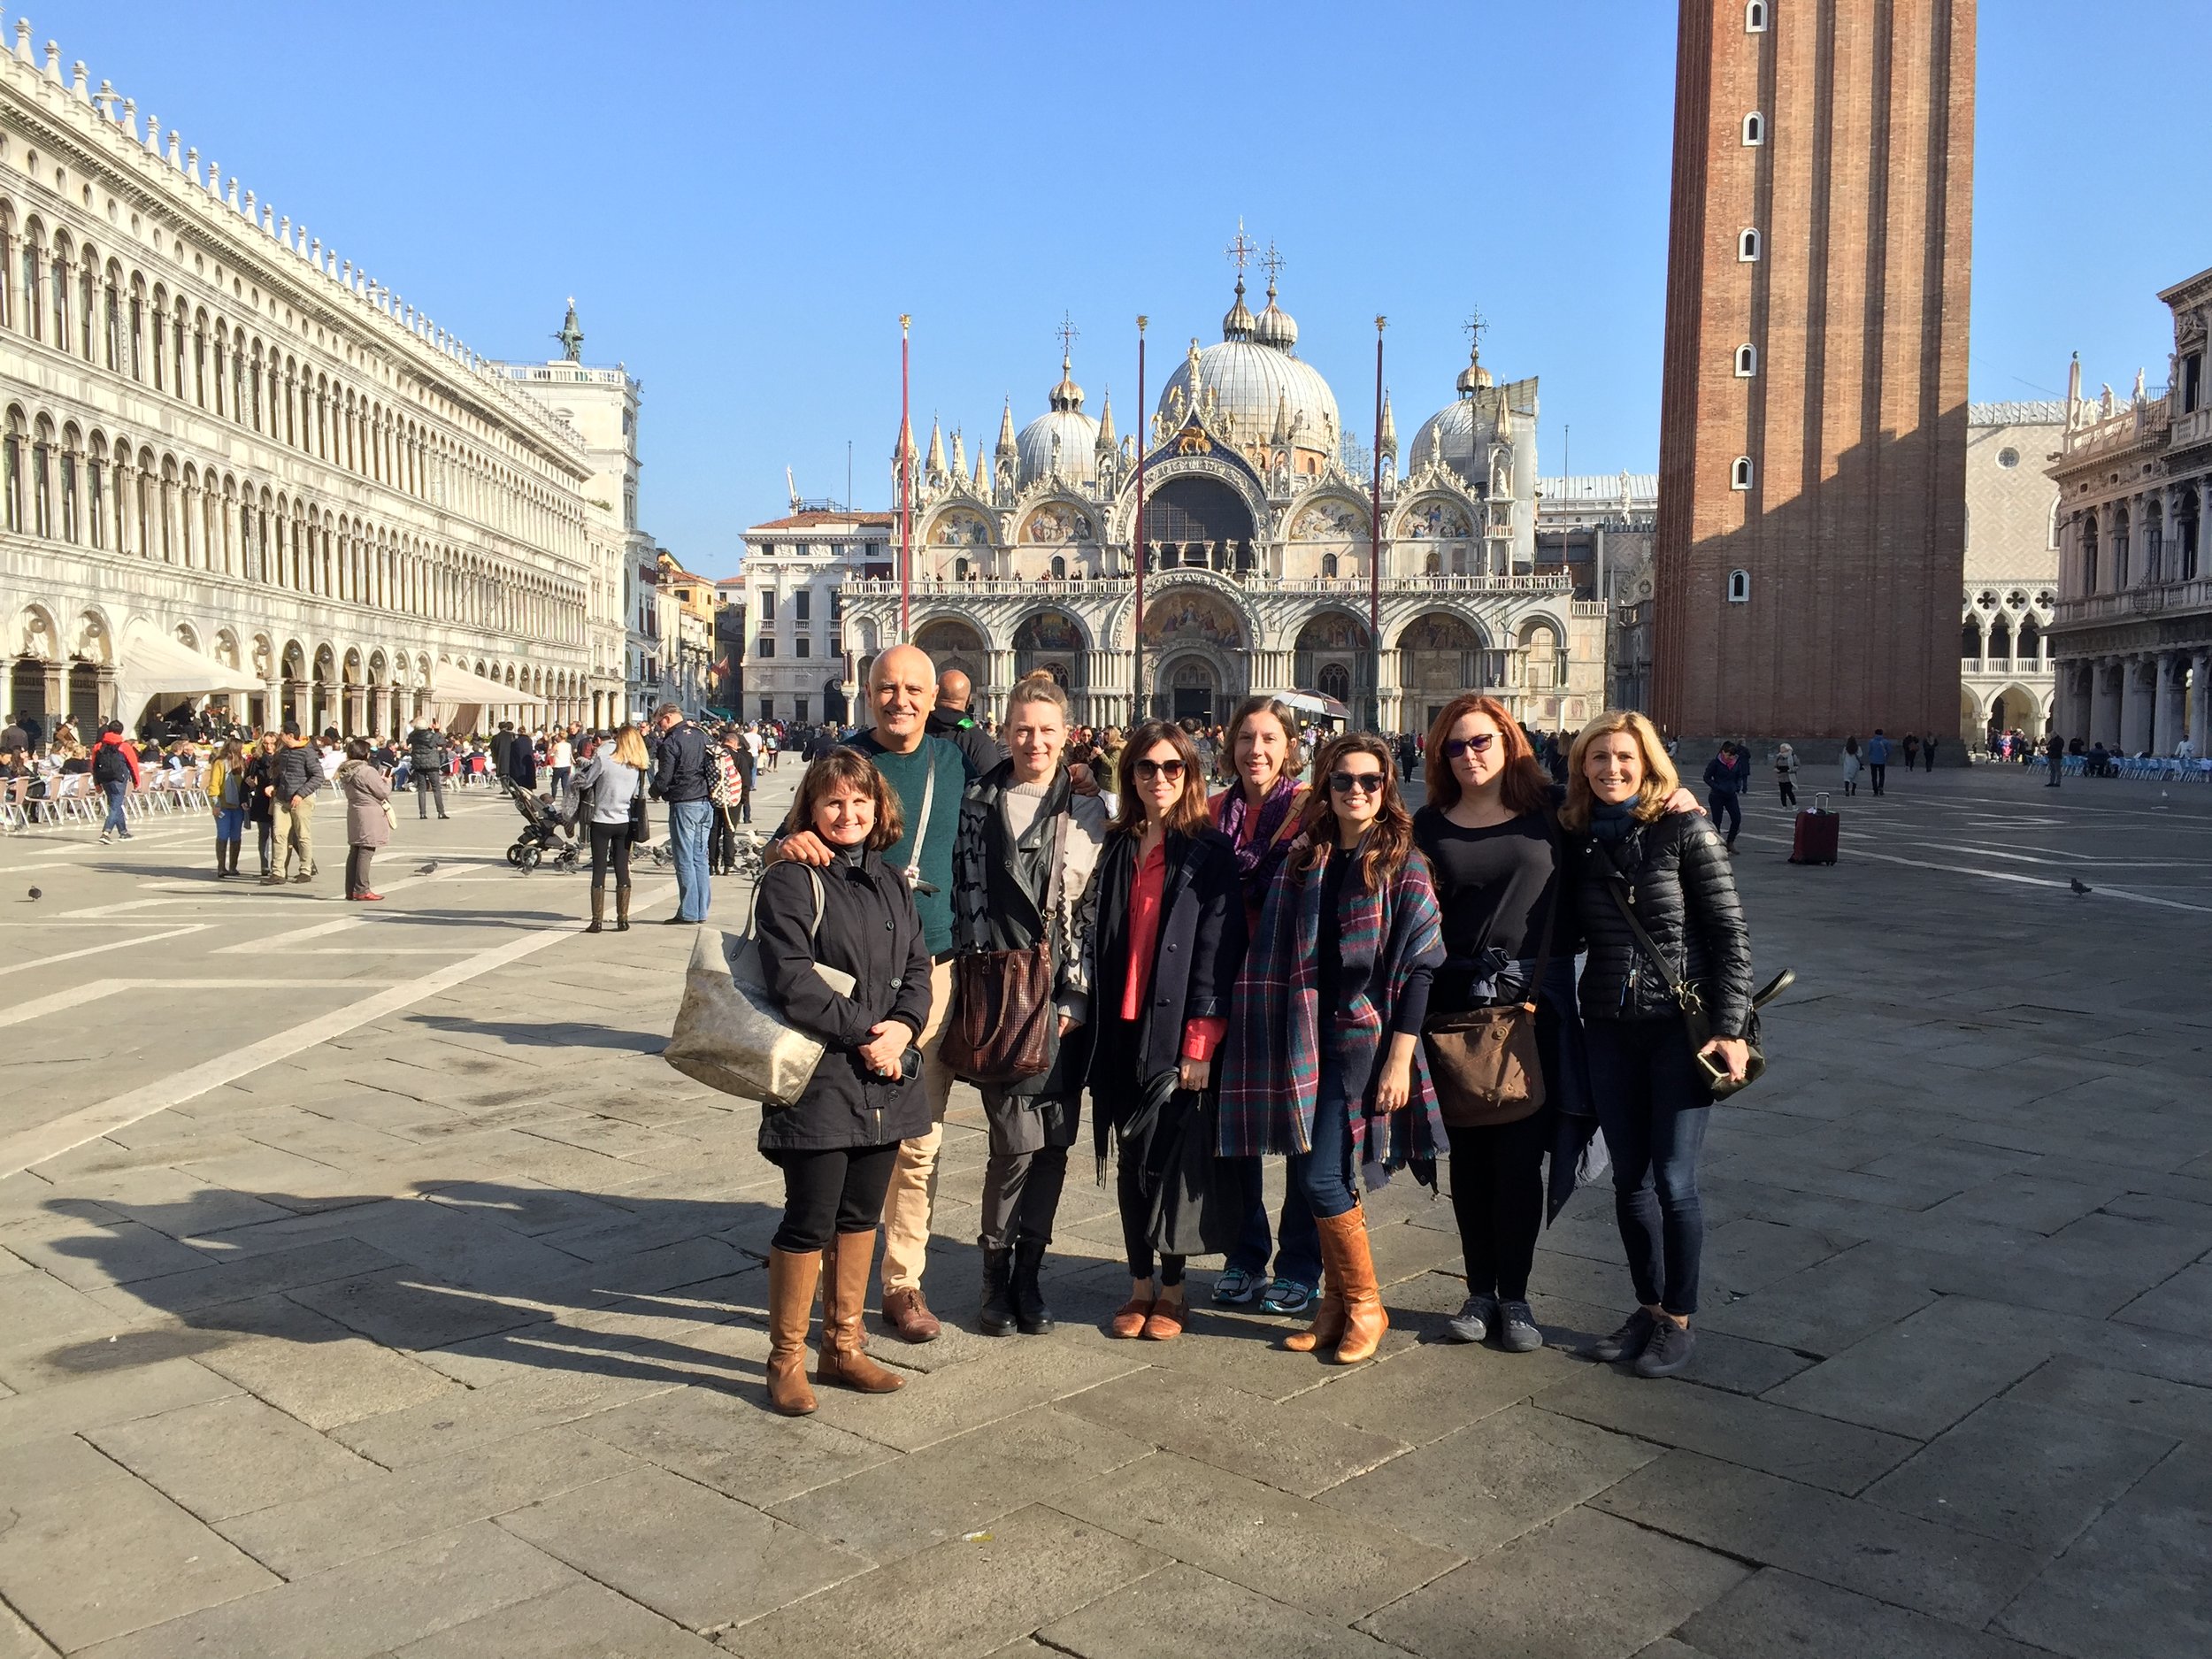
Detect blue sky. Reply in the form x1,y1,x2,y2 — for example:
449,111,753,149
45,1,2209,576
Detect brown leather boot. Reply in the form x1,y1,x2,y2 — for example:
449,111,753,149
1321,1207,1387,1364
764,1248,821,1416
1283,1212,1346,1354
615,884,632,932
816,1230,903,1394
585,887,605,933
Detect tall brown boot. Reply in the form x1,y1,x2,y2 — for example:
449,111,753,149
816,1230,904,1394
615,884,632,932
765,1248,821,1416
1283,1223,1347,1355
585,887,605,933
1321,1207,1387,1364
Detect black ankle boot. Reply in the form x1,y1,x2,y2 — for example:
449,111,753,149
979,1246,1016,1337
1010,1238,1054,1335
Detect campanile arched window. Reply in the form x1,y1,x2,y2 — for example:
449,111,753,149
1742,111,1766,146
1731,456,1755,491
1746,1,1768,31
1727,569,1751,603
1734,343,1758,377
1739,228,1761,262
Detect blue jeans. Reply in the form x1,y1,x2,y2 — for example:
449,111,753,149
668,800,713,920
101,779,130,835
215,807,244,843
1585,1017,1711,1317
1224,1159,1323,1288
1287,1059,1359,1221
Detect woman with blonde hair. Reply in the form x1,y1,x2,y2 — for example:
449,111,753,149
208,739,250,879
1221,733,1445,1365
577,724,651,933
1562,710,1753,1380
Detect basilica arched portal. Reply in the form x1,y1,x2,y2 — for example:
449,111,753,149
1141,583,1248,724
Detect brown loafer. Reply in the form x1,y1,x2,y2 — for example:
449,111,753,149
1107,1296,1155,1340
1141,1295,1188,1341
881,1286,941,1344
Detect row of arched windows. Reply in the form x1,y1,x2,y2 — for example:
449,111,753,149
0,196,581,556
0,401,586,647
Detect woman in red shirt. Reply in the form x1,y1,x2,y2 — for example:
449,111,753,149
1083,721,1247,1340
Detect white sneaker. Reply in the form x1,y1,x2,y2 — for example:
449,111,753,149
99,831,113,845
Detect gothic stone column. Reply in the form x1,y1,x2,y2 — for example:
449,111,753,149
2119,657,2155,755
2153,652,2185,756
2090,657,2120,748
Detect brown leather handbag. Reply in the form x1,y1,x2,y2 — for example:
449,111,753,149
942,815,1064,1083
1423,881,1555,1128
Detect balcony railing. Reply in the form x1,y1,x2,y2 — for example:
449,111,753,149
837,572,1575,601
1961,657,2054,675
2054,578,2212,626
2170,405,2212,450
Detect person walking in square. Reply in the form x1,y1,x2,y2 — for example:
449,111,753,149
650,703,716,924
578,725,649,933
950,677,1107,1338
756,749,933,1416
1865,729,1892,795
1701,741,1746,851
1221,733,1442,1366
335,740,392,902
265,723,323,887
1901,733,1921,772
407,720,451,820
91,720,141,844
1207,695,1325,1318
767,646,975,1343
208,740,248,878
1087,721,1247,1343
1840,736,1863,797
2045,730,2065,786
1565,711,1753,1380
1773,742,1800,810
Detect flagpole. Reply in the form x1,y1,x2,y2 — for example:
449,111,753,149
1370,315,1386,733
898,314,912,643
1132,314,1148,726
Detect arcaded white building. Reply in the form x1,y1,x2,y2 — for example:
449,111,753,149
829,258,1604,737
0,27,636,738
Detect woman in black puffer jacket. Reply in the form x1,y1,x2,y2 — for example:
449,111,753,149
1563,710,1752,1382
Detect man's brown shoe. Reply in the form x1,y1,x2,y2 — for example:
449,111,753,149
881,1286,941,1344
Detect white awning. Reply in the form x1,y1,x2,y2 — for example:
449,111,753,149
429,662,547,706
118,626,265,726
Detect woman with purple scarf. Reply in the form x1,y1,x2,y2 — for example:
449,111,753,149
1219,733,1446,1365
1207,697,1325,1317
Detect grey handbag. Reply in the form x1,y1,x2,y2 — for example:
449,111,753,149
663,867,856,1107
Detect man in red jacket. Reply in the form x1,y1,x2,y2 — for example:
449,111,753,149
91,721,142,843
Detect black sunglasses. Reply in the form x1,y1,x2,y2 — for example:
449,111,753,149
1444,733,1497,758
1328,770,1387,795
1132,757,1186,780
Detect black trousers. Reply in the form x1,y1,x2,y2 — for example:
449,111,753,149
1708,789,1741,841
254,819,274,873
1778,779,1797,808
769,1142,899,1254
1870,763,1886,795
1584,1018,1711,1317
588,821,633,890
980,1144,1069,1250
710,809,736,872
1446,1110,1550,1302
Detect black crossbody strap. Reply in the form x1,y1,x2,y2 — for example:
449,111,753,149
1597,841,1692,1006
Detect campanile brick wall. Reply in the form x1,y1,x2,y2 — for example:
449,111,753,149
1653,0,1975,746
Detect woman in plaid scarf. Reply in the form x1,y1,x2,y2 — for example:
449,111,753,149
1220,733,1445,1365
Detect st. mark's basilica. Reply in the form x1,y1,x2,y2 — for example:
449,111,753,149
828,251,1605,734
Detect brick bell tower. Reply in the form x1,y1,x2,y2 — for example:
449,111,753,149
1652,0,1976,756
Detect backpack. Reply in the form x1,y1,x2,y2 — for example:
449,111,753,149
709,746,742,809
92,742,129,787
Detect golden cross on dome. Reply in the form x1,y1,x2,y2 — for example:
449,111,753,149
1463,307,1488,351
1056,311,1079,359
1260,242,1286,286
1225,218,1256,273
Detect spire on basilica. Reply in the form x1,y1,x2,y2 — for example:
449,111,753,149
926,416,947,482
996,398,1019,471
1380,391,1397,460
972,441,988,491
1095,388,1117,457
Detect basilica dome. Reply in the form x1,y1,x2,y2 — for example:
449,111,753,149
1157,275,1340,460
1409,344,1504,489
1017,351,1101,486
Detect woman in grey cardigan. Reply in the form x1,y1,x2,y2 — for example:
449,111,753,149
948,676,1107,1337
576,726,649,932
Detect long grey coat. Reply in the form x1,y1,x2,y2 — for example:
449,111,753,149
336,761,392,849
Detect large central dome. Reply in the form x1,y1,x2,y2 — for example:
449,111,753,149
1157,274,1340,462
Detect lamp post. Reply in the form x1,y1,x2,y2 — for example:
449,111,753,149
1370,315,1386,733
898,314,911,642
1133,314,1148,725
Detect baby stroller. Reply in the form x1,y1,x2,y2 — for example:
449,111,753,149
503,782,581,873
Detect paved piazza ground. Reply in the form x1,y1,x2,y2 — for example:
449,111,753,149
0,762,2206,1659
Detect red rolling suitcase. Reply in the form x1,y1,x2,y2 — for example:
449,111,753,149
1789,791,1839,864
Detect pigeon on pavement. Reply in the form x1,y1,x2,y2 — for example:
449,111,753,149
2070,877,2092,896
25,886,39,901
416,863,437,875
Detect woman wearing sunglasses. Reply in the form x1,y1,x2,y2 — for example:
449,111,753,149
1221,733,1445,1365
1084,720,1248,1340
1563,710,1752,1379
1415,694,1597,1356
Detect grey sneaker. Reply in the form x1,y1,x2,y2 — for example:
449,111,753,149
1494,1300,1544,1354
1211,1266,1261,1306
1592,1307,1658,1363
1634,1317,1696,1379
1445,1294,1496,1344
